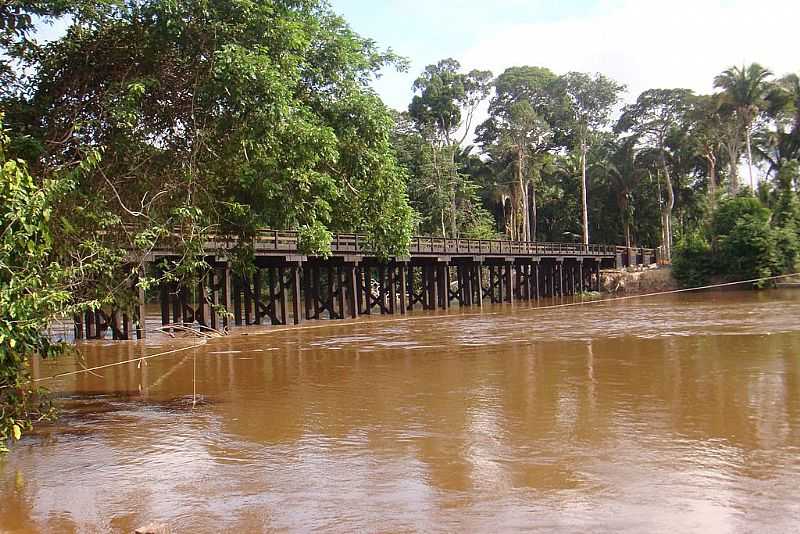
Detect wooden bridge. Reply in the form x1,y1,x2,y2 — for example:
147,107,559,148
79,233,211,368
73,231,659,340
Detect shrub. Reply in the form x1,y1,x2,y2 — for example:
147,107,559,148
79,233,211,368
672,233,713,287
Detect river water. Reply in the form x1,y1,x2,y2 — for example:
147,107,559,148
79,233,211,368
2,290,800,533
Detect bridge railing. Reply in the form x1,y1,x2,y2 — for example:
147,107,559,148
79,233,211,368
246,230,617,257
147,227,621,257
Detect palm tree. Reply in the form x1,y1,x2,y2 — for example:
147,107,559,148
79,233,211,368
759,73,800,175
713,63,773,192
599,139,642,248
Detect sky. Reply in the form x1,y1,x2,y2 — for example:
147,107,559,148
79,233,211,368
330,0,800,116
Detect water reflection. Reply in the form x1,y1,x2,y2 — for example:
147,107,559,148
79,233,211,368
2,290,800,532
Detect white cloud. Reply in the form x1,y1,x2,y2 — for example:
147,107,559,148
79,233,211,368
460,0,799,103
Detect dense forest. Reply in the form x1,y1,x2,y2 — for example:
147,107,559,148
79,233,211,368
1,0,799,447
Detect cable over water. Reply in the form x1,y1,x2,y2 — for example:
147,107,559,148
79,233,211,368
34,272,800,383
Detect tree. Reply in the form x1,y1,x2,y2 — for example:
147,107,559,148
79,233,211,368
616,88,694,261
407,58,492,237
771,161,800,273
598,137,642,248
7,0,414,276
477,66,559,241
714,63,774,192
760,73,800,175
552,72,625,245
0,114,100,451
713,197,781,281
687,95,728,209
478,100,551,241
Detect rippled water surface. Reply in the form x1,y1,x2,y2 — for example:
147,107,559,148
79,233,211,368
3,290,800,532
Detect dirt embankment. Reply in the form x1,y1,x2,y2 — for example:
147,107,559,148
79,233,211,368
601,265,678,295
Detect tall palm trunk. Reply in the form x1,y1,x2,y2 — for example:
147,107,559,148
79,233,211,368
745,129,755,193
659,153,674,261
530,183,538,242
517,146,529,241
580,142,589,246
721,126,739,195
618,193,631,248
449,145,458,237
705,150,717,210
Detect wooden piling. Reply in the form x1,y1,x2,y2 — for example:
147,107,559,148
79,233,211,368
292,265,302,324
398,263,407,315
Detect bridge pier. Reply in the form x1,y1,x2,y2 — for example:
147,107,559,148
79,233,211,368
74,233,651,340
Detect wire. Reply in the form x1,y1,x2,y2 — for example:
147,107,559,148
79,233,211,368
33,343,205,383
33,271,800,383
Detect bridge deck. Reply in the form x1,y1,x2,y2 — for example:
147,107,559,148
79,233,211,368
150,229,654,260
78,230,659,342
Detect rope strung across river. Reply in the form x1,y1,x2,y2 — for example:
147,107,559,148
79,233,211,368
34,272,800,383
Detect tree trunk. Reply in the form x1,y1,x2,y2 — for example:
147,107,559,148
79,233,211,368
530,183,538,242
745,129,755,193
620,194,631,249
660,155,675,261
624,221,631,249
580,144,589,246
725,141,739,195
705,151,717,210
517,146,529,241
449,145,458,237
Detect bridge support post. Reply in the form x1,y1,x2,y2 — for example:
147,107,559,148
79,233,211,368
594,260,601,292
312,265,321,319
198,275,211,327
224,265,233,329
437,264,447,310
159,280,170,327
405,265,414,312
242,277,252,325
428,264,437,310
464,265,471,306
387,265,395,314
135,266,147,339
233,276,242,326
171,283,181,325
278,267,288,325
557,261,564,297
248,269,262,325
363,266,372,315
475,263,483,307
398,263,407,315
505,261,513,303
73,314,84,340
346,263,358,319
292,265,302,324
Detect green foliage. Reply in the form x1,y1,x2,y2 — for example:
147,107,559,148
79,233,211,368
7,0,413,270
672,234,713,287
711,196,769,236
298,223,332,258
0,116,71,451
710,196,785,284
399,59,493,239
718,213,780,282
771,161,800,272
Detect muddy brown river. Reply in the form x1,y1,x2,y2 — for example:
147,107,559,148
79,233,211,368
2,290,800,532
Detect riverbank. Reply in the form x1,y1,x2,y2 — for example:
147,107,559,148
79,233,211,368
601,265,678,295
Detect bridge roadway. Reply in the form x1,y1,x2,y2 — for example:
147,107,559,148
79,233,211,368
74,230,659,340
